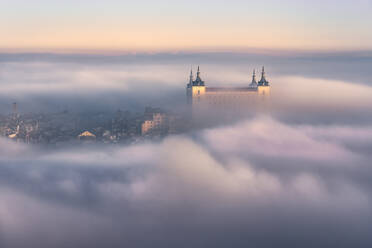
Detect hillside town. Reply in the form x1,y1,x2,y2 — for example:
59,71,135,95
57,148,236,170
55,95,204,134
0,67,270,146
0,105,188,146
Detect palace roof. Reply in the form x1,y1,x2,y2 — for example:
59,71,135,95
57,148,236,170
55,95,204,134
206,87,258,92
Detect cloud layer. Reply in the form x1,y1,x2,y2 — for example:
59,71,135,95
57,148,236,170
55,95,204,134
1,116,372,247
1,52,372,120
0,52,372,247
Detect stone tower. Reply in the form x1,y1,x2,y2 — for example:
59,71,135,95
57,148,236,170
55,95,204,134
186,66,206,105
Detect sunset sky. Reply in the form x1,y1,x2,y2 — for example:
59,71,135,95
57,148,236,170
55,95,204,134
1,0,372,52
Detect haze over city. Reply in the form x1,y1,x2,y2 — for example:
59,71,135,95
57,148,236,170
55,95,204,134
1,1,372,248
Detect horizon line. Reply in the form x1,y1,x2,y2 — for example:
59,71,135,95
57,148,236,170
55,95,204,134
1,47,372,56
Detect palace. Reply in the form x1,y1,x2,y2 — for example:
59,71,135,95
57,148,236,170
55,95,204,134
186,66,271,116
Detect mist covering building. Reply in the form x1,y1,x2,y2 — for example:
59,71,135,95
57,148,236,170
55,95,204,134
141,107,168,136
186,66,271,119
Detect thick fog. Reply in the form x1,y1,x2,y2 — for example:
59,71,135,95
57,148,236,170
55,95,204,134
1,117,372,247
1,52,372,247
1,52,372,120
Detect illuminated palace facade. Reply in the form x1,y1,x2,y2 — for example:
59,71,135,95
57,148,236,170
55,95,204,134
186,66,271,115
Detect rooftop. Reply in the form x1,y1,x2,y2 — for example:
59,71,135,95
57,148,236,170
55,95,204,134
206,87,258,92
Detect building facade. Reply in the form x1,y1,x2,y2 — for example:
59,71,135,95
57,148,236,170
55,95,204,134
141,107,168,136
186,66,271,118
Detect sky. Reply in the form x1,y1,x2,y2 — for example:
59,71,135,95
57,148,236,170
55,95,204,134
1,0,372,52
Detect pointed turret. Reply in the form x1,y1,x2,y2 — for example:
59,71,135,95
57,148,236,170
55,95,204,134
258,66,269,86
188,68,193,87
194,66,205,86
249,69,258,88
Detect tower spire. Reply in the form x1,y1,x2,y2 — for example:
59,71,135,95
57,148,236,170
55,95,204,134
258,66,269,86
193,66,204,86
249,69,258,88
196,66,201,81
189,67,193,84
